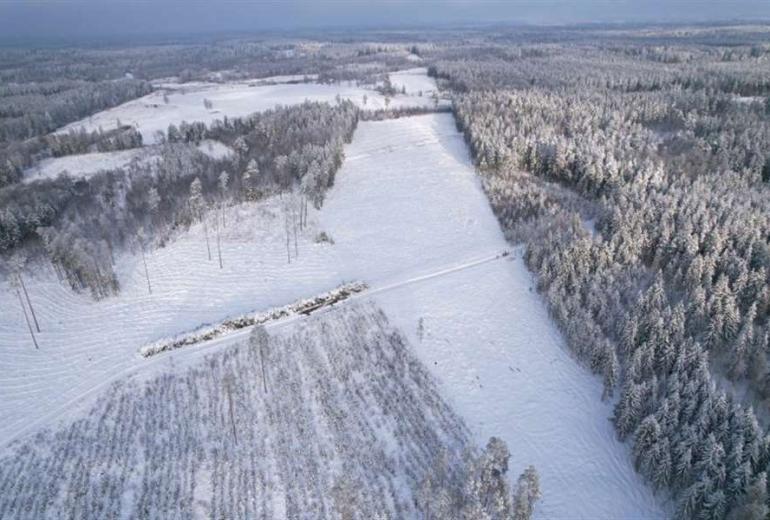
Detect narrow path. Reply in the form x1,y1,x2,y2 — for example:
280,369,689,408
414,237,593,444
369,250,509,296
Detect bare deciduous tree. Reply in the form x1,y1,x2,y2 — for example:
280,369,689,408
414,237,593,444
189,178,211,262
10,252,40,333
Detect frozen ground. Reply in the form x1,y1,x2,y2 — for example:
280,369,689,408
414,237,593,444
32,69,442,183
154,73,320,88
0,113,664,518
57,76,443,144
22,140,234,183
0,197,344,446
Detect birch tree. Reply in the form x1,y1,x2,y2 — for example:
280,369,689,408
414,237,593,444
10,252,39,333
10,274,38,349
282,197,292,264
218,170,229,228
212,202,223,269
189,177,211,261
223,374,238,445
137,226,152,294
290,190,299,258
134,188,161,294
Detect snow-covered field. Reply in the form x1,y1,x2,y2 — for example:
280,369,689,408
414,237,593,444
58,76,441,145
0,113,664,517
32,69,441,183
22,148,160,183
22,139,234,183
0,197,345,446
154,73,320,88
320,115,666,519
389,67,437,95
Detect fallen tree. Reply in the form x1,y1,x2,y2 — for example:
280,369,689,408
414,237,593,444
139,280,368,357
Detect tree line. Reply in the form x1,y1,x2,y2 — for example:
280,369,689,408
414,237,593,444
0,101,358,298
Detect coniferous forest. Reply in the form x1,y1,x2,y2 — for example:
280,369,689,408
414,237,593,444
445,29,770,518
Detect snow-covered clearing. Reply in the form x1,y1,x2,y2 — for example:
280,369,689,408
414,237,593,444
196,139,234,160
249,73,320,85
57,76,442,145
31,69,442,183
389,67,437,95
22,148,160,183
0,197,344,447
22,139,233,183
0,113,663,518
733,94,765,105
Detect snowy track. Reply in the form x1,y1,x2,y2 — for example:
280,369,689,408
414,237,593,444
0,111,665,518
369,251,510,295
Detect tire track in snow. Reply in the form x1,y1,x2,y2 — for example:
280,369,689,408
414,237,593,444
368,250,510,296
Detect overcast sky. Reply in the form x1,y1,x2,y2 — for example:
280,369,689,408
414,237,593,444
1,0,769,42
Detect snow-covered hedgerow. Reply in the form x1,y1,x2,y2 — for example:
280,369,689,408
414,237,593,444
0,304,470,519
359,104,451,121
138,281,368,357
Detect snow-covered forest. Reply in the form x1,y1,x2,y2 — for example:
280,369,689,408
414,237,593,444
1,22,770,519
445,29,770,519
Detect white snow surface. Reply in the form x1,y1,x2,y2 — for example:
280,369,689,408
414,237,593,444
0,113,665,518
57,76,440,145
196,139,235,160
22,148,159,183
389,67,437,95
23,141,232,183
